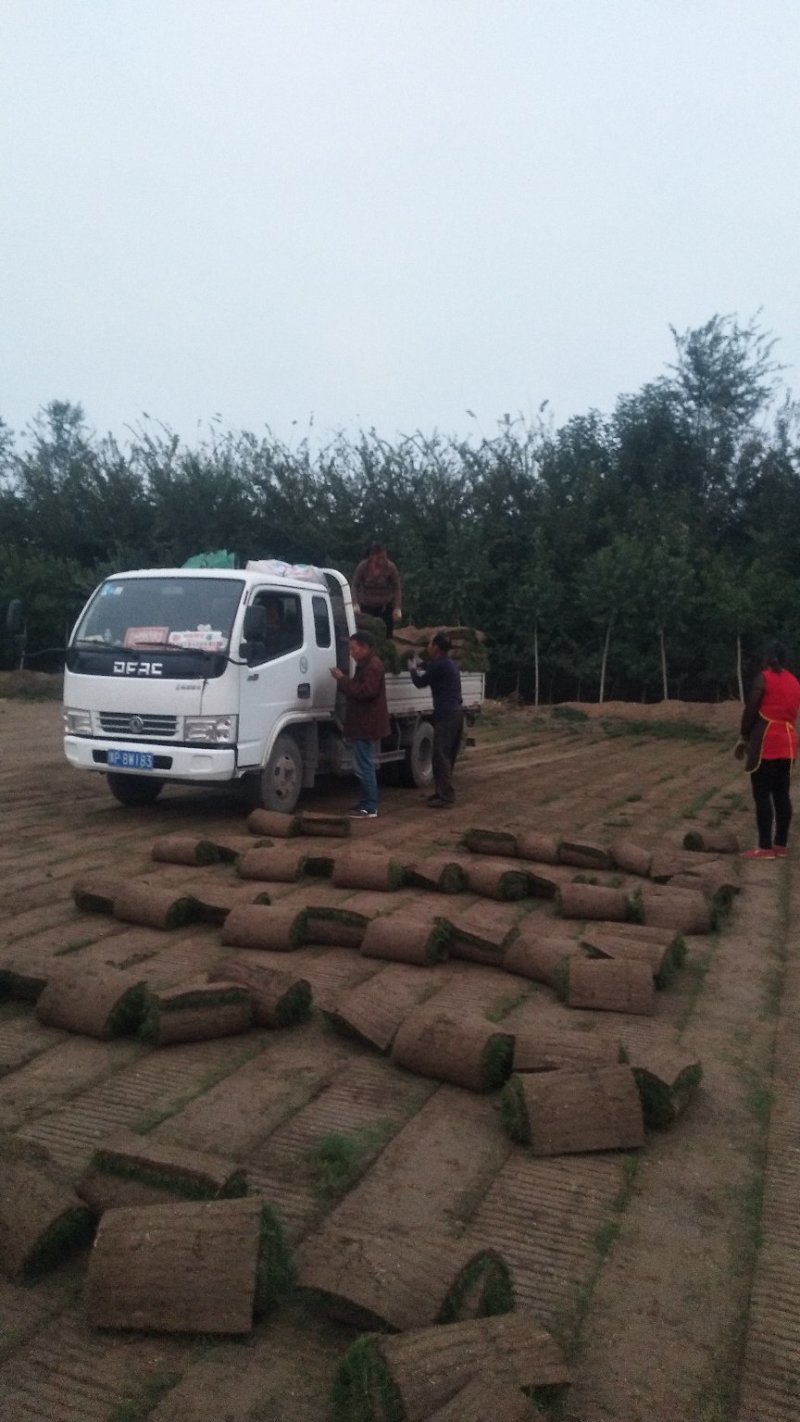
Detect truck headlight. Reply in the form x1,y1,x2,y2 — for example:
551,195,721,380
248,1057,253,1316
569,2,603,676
183,715,238,744
64,707,93,735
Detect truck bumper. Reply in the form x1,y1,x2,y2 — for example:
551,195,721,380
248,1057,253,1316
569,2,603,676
64,737,237,782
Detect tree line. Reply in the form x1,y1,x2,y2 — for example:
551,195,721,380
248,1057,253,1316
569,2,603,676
2,314,799,702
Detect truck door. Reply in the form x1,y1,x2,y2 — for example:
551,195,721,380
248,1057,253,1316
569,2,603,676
237,587,312,768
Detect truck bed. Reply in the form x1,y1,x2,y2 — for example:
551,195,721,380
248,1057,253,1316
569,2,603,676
384,671,484,717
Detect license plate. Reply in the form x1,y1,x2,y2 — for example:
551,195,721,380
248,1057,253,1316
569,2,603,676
107,750,154,771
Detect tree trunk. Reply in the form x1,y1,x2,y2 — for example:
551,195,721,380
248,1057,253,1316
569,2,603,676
534,619,540,707
736,631,744,702
599,621,611,704
659,626,668,699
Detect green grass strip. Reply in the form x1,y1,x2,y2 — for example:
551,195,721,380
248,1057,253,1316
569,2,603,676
438,1250,514,1323
462,828,518,856
303,855,335,877
22,1206,94,1282
105,983,148,1037
91,1153,247,1201
254,1203,295,1313
272,979,313,1027
139,987,250,1042
682,831,705,851
633,1063,703,1127
330,1336,405,1422
625,888,645,924
162,897,201,929
423,920,451,965
499,1076,530,1144
481,1033,515,1091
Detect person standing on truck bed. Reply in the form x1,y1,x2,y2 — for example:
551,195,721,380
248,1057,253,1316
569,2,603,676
330,630,390,818
409,632,464,808
352,541,402,638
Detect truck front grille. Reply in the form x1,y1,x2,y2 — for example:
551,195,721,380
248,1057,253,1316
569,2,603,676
99,712,179,739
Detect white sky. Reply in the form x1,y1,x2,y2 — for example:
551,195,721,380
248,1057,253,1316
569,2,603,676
1,0,798,446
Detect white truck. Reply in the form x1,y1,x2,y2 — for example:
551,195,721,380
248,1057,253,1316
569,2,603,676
62,562,484,810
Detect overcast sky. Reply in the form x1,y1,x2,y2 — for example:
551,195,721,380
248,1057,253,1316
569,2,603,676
1,0,798,448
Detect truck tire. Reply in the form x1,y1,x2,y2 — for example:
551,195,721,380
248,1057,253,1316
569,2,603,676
107,772,164,807
402,719,434,789
253,734,304,813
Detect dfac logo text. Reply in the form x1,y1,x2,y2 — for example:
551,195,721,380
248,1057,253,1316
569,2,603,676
113,662,163,676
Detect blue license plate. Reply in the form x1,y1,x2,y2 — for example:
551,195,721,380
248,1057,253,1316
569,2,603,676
107,750,154,771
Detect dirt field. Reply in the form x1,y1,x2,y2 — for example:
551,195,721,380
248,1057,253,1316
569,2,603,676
0,689,795,1421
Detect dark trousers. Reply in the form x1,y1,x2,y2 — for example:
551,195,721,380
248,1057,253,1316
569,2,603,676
432,711,464,803
362,603,394,638
751,758,793,848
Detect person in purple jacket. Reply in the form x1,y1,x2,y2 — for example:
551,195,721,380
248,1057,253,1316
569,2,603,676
409,632,464,807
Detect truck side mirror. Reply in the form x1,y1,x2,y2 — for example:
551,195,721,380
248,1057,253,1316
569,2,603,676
240,604,268,663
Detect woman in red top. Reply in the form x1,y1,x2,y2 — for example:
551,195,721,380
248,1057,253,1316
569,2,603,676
737,640,800,858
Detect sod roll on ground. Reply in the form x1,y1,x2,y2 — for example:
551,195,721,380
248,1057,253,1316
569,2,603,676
0,1139,93,1282
500,1065,645,1154
391,1009,514,1092
86,1197,292,1333
296,1226,513,1331
77,1130,247,1216
330,1312,569,1421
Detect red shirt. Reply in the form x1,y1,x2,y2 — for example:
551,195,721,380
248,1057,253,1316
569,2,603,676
759,667,800,760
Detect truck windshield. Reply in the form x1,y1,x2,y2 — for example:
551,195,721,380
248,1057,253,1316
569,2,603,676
72,577,245,653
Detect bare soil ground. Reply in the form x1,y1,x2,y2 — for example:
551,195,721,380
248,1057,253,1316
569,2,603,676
0,684,792,1421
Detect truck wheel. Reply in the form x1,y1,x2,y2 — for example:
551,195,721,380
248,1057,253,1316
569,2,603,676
402,719,434,788
254,734,304,813
107,772,164,807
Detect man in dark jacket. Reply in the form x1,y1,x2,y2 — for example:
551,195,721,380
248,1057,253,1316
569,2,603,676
409,632,464,807
330,630,390,818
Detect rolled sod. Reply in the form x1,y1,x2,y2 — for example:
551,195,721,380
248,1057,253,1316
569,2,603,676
557,882,631,922
297,1228,513,1332
557,837,613,871
221,903,306,951
298,812,352,838
78,1130,247,1214
565,958,655,1015
72,874,127,914
112,884,201,931
330,1312,569,1422
326,972,443,1054
609,839,653,877
360,915,451,966
209,956,312,1027
425,1376,545,1421
0,1140,93,1281
503,930,583,987
668,861,739,909
332,853,405,892
683,828,740,854
36,966,148,1038
445,911,512,966
391,1010,514,1093
403,856,469,894
206,833,267,861
150,834,221,867
461,828,519,857
86,1197,293,1333
626,1046,703,1126
514,829,560,865
466,859,532,901
299,906,371,948
237,845,308,882
638,885,713,934
513,1029,621,1073
501,1066,645,1154
140,979,254,1045
246,807,302,838
580,926,687,987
